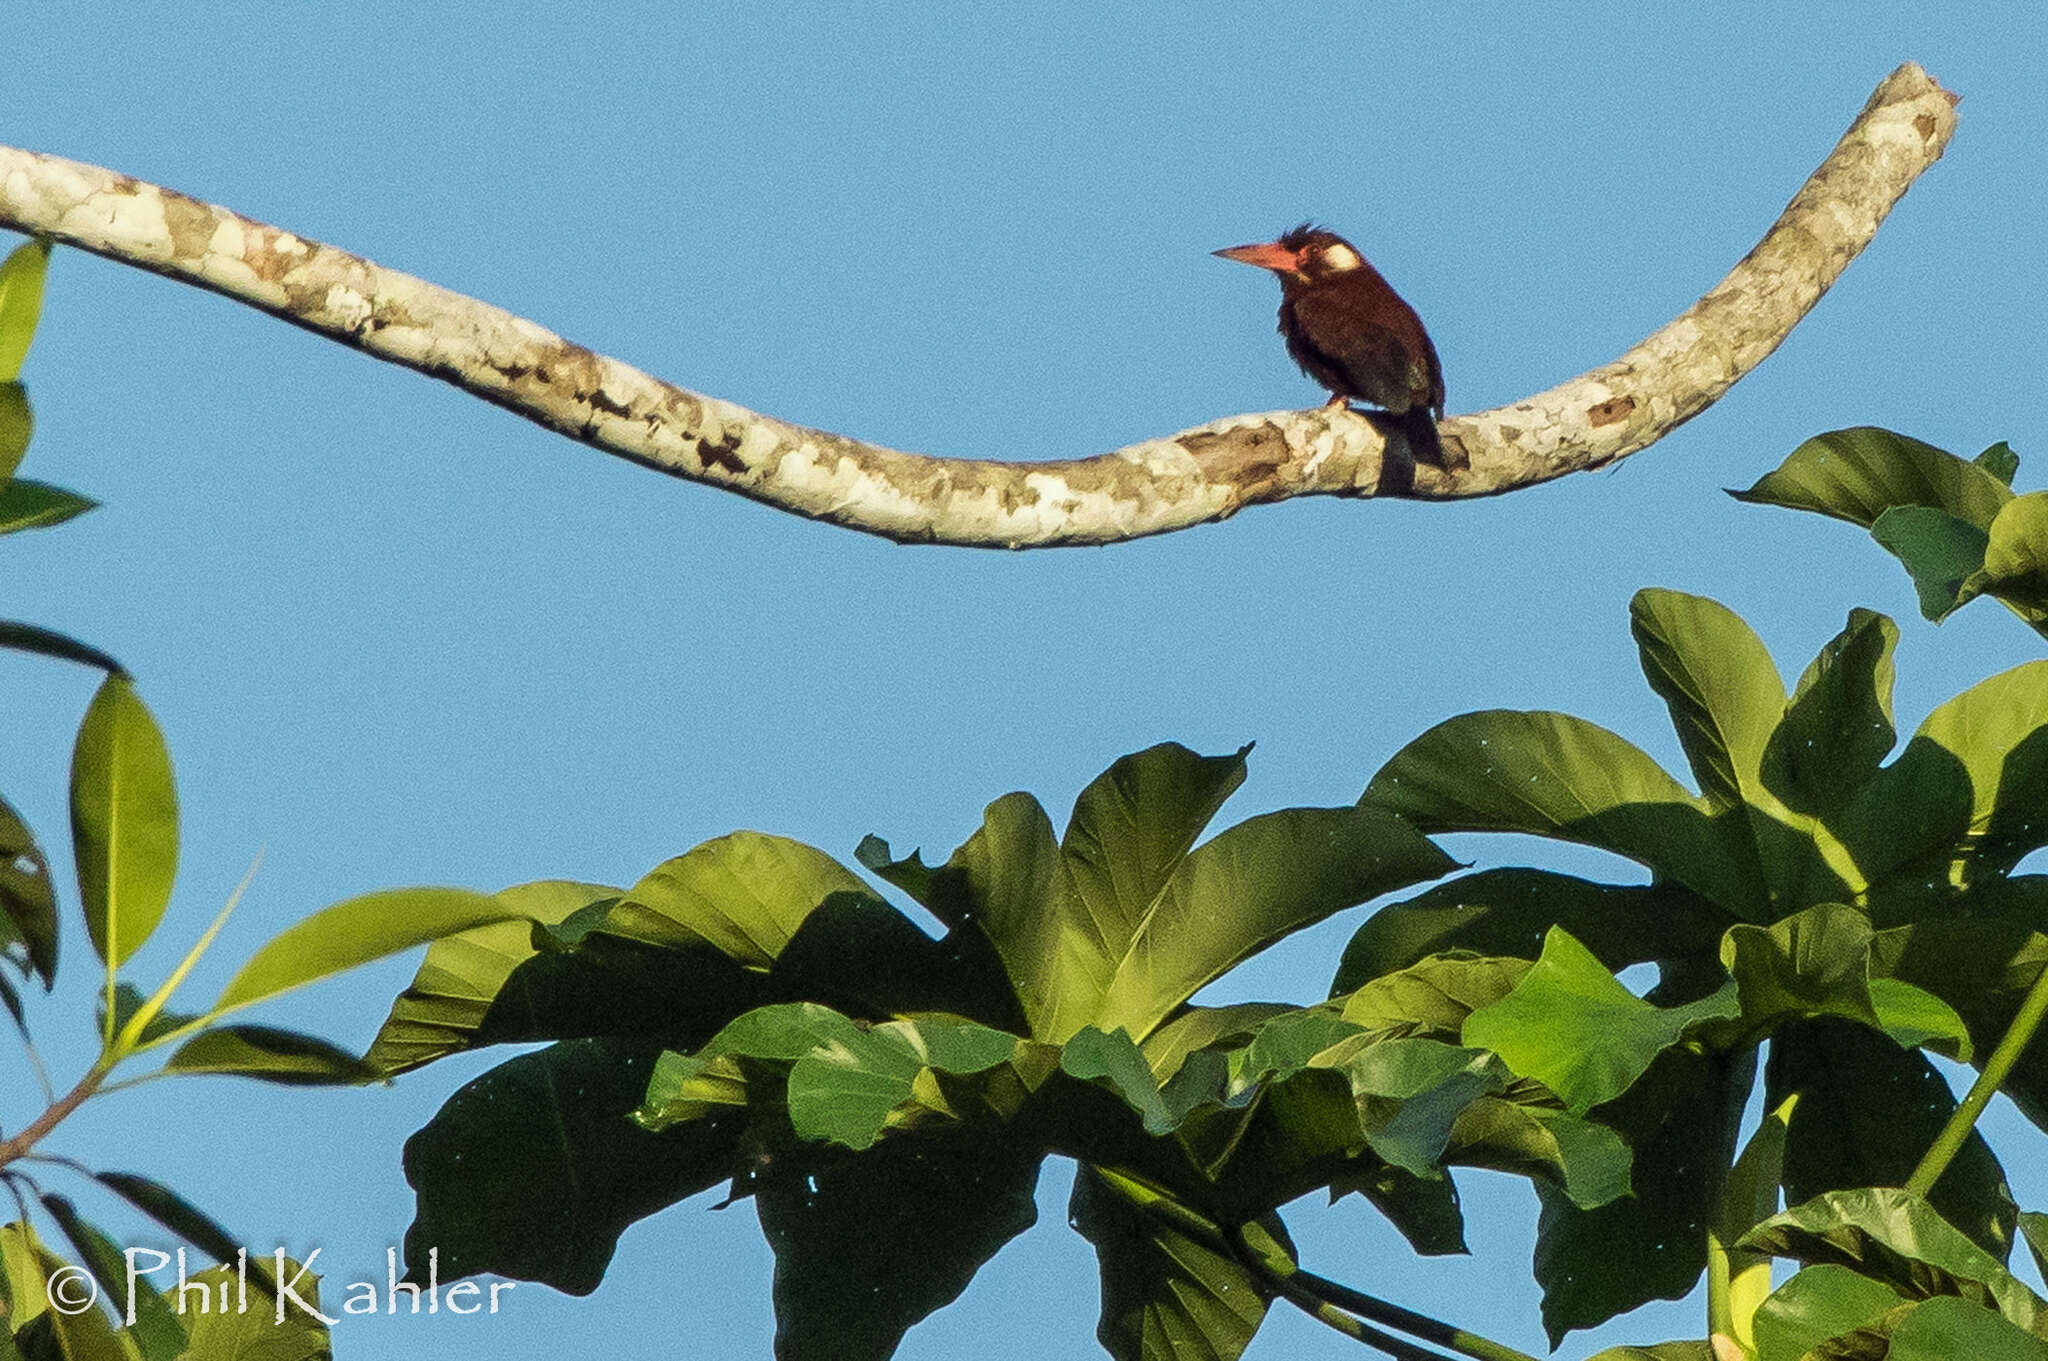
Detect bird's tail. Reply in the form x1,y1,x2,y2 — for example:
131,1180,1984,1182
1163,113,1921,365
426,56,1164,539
1400,406,1464,471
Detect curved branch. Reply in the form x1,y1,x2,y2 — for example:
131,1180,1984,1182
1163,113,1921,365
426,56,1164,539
0,64,1955,548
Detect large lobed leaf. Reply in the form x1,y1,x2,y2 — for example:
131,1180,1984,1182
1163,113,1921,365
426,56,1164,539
1362,706,1763,916
1731,427,2013,530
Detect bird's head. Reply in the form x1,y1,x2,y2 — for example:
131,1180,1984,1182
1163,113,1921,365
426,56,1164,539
1212,224,1366,285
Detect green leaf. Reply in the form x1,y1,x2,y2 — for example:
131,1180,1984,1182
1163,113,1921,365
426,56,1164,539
1061,1025,1176,1134
1364,709,1763,916
1977,442,2022,486
1092,804,1453,1041
1585,1346,1715,1361
1872,505,1990,620
362,879,621,1074
69,674,178,967
1769,1018,2015,1261
165,1024,384,1085
1333,869,1730,996
1764,608,1898,819
1070,1167,1271,1361
210,886,526,1014
177,1256,331,1361
1334,1162,1468,1255
1332,1035,1511,1176
2021,1211,2048,1285
1721,904,1971,1058
949,790,1101,1041
1914,659,2048,872
0,239,51,381
1629,588,1786,812
768,889,1024,1029
94,1171,277,1297
1889,1296,2048,1360
1339,952,1531,1036
1447,1098,1633,1210
1870,922,2048,1133
1740,1186,2047,1332
1138,1002,1294,1084
0,621,124,675
1061,741,1248,952
404,1038,741,1294
1753,1264,1908,1361
1464,926,1739,1114
1534,1046,1756,1343
854,834,972,927
1731,427,2013,530
605,831,870,969
759,1132,1040,1361
0,479,97,535
0,791,58,986
37,1195,186,1361
785,1013,1020,1149
0,383,30,483
1961,492,2048,630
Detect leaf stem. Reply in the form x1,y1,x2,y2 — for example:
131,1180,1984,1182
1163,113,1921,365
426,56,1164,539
0,1056,113,1169
1907,957,2048,1197
1093,1168,1537,1361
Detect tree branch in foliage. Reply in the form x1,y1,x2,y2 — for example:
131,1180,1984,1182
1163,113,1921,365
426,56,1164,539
0,65,1953,546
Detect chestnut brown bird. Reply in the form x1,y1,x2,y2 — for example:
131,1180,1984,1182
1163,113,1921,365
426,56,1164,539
1215,225,1457,469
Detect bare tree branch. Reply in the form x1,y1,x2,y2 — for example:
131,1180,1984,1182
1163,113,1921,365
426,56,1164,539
0,64,1955,548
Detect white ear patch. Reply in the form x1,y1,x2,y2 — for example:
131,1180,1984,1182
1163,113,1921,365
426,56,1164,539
1319,242,1362,272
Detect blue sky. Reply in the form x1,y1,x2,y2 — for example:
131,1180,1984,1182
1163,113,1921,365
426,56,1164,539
3,4,2046,1357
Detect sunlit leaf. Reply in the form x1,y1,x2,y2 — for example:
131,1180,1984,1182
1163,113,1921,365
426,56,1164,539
211,886,525,1014
1753,1264,1907,1361
1960,492,2048,630
69,674,178,967
363,879,620,1074
1093,805,1453,1042
1740,1186,2046,1332
0,383,29,483
1060,741,1248,952
1888,1296,2048,1361
1364,708,1763,916
1464,926,1738,1114
178,1256,331,1361
1731,427,2012,529
606,831,870,969
0,239,51,381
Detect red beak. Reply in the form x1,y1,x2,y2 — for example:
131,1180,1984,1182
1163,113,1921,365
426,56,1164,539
1212,241,1301,272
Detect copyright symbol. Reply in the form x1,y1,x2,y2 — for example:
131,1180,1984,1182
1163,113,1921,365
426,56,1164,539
45,1264,97,1315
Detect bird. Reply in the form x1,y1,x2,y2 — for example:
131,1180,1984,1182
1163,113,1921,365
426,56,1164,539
1214,224,1458,469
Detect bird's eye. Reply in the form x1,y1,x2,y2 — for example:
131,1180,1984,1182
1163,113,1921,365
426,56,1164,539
1318,243,1361,273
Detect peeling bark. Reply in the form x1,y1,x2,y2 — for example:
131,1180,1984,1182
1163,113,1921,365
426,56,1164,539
0,64,1956,548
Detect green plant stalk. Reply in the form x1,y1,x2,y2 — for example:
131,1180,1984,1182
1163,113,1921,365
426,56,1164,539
1907,957,2048,1197
1093,1169,1537,1361
113,856,256,1057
